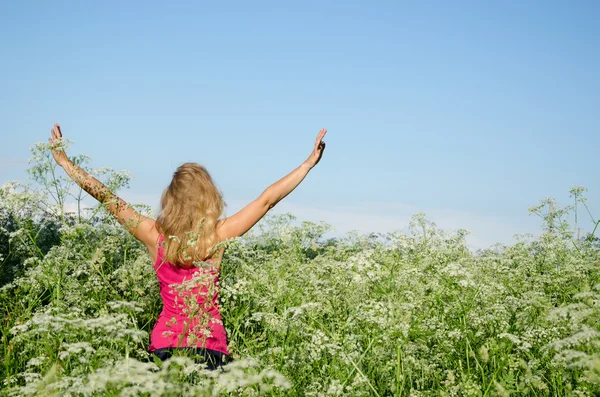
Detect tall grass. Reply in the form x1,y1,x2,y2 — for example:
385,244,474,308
0,143,598,396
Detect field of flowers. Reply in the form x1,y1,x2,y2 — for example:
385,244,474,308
1,144,599,396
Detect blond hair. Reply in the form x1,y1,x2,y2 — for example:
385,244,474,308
156,163,224,267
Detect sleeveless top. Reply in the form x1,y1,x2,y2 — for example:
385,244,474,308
148,236,229,355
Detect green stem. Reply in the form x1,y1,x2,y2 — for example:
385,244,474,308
589,220,599,240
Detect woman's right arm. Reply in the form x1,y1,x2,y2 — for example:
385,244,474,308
216,128,327,241
49,124,159,253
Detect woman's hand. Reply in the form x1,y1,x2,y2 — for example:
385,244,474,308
49,123,69,167
304,128,327,169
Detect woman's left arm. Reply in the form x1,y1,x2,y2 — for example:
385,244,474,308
49,124,159,249
216,128,327,241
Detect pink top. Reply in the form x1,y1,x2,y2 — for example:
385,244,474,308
148,236,229,355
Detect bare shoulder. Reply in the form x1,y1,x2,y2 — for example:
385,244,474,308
138,218,161,264
215,199,270,241
215,217,229,242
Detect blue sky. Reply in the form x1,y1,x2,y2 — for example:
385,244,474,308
1,1,598,248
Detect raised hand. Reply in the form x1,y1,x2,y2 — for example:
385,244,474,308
305,128,327,169
49,123,69,167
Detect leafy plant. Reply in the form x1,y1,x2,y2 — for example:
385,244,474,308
0,144,598,396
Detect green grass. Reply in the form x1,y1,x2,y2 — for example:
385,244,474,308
0,145,599,395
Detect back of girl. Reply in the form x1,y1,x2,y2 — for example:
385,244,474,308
150,234,229,368
150,163,229,365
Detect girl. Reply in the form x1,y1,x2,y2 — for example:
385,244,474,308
48,124,327,369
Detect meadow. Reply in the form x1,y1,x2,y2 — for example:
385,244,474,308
1,143,599,396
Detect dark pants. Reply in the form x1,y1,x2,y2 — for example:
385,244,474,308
151,347,230,371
